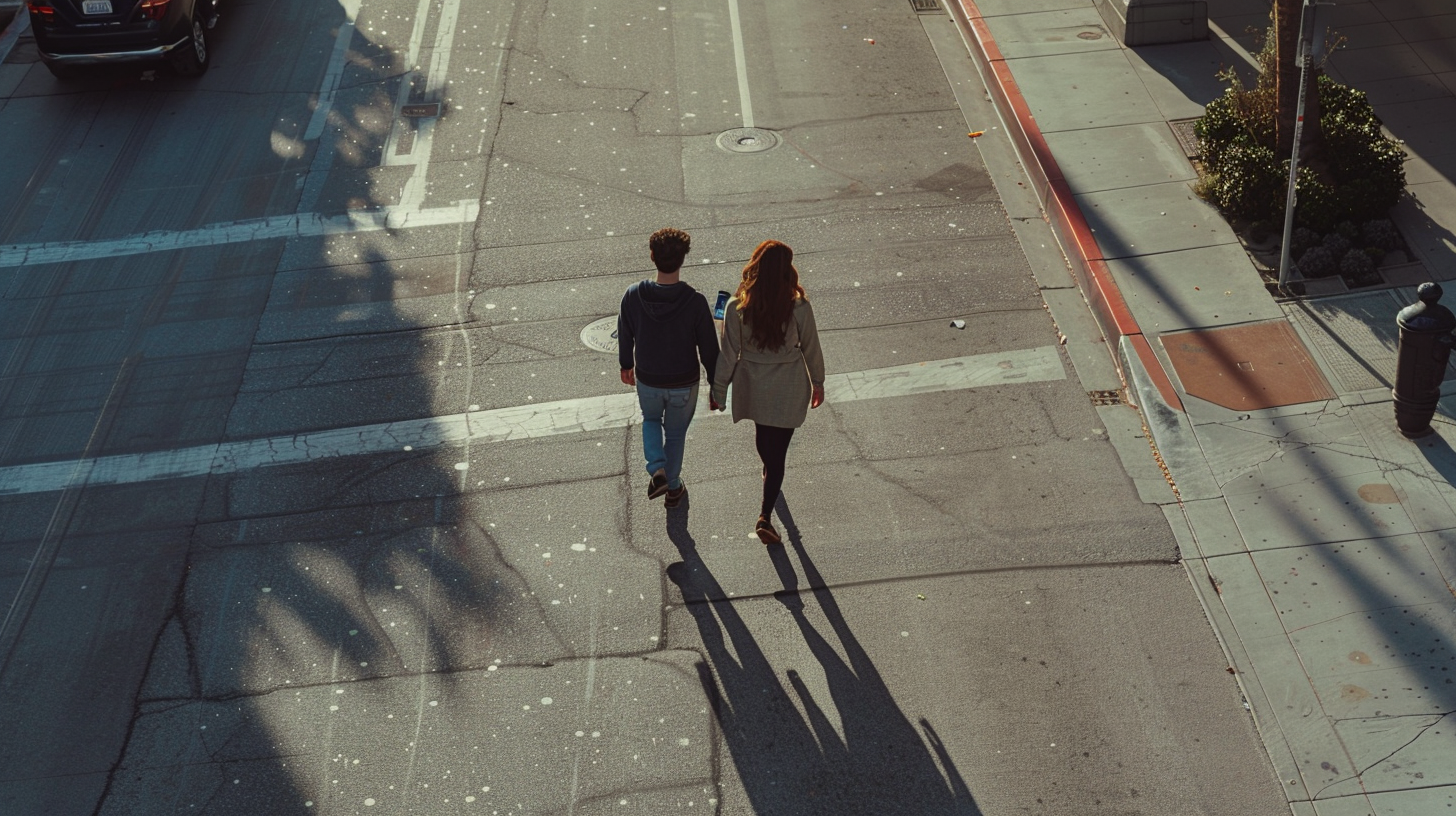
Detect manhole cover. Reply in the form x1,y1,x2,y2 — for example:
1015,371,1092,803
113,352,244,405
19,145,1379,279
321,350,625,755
581,316,618,354
716,128,780,154
910,0,942,12
1077,30,1103,40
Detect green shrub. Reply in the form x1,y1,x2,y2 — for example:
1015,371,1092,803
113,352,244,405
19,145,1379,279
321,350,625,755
1361,219,1399,250
1292,166,1342,233
1195,65,1405,232
1323,231,1352,259
1203,141,1284,221
1339,247,1375,279
1291,227,1322,255
1297,245,1336,278
1195,83,1275,166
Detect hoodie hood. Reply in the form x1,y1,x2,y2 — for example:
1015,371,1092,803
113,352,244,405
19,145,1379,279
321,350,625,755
635,280,696,322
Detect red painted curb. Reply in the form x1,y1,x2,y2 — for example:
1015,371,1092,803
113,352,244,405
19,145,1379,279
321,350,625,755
1128,333,1184,412
951,0,1184,412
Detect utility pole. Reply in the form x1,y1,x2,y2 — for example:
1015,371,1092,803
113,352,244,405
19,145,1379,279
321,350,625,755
1277,0,1335,293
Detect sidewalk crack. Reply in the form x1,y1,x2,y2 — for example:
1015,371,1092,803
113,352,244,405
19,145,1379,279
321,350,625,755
1328,711,1456,798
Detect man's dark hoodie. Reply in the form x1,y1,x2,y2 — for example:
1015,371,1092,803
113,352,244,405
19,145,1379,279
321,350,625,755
618,280,719,388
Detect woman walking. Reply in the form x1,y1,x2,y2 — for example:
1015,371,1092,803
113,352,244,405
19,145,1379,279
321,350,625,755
710,240,826,546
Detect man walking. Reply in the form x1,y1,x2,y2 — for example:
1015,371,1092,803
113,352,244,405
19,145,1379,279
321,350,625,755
618,228,719,509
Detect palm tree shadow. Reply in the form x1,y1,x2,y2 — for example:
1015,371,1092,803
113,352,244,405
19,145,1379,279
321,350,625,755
665,496,982,815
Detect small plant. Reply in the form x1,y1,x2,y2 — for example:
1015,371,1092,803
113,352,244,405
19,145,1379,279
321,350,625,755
1322,231,1352,259
1290,226,1322,256
1335,221,1359,240
1298,245,1337,278
1361,219,1400,250
1339,248,1375,280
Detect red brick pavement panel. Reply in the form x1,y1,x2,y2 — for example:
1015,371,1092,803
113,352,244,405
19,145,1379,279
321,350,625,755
1161,321,1336,410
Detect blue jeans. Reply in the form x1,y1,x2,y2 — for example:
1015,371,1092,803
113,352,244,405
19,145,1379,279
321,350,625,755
637,383,698,489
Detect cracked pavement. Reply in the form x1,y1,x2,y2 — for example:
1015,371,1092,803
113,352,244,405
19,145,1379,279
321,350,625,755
0,0,1295,814
1167,388,1456,804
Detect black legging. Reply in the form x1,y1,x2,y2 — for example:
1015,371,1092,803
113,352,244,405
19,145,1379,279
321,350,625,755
754,423,796,517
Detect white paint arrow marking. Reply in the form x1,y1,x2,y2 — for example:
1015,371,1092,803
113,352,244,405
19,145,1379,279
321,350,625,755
0,346,1064,495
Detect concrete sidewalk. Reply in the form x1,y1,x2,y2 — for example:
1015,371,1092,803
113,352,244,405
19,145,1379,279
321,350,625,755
949,0,1456,813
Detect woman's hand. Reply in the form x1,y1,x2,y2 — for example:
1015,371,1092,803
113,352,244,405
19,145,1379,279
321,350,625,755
709,397,723,412
810,384,825,409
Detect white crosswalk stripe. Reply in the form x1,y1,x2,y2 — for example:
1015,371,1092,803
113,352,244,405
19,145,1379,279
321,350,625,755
0,346,1064,495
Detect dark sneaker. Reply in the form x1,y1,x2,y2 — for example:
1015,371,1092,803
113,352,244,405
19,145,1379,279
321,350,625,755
665,484,686,509
647,470,669,500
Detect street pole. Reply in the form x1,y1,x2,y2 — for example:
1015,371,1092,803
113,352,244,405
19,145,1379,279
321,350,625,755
1277,0,1334,293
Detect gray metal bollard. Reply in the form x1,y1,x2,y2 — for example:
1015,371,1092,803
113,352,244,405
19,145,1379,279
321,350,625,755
1393,282,1455,438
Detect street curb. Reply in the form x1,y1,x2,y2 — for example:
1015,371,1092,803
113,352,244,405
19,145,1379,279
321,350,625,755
949,0,1185,413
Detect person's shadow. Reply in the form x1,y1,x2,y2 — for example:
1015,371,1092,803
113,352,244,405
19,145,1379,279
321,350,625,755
665,497,982,815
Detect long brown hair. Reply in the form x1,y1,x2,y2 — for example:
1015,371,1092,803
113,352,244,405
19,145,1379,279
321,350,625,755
735,240,806,351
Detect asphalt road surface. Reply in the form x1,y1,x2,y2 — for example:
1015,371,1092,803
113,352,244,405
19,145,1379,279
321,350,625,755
0,0,1287,814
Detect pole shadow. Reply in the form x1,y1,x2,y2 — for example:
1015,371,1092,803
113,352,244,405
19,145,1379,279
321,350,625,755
664,496,981,815
1416,431,1456,487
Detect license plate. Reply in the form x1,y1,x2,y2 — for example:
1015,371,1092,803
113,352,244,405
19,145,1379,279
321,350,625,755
82,0,112,14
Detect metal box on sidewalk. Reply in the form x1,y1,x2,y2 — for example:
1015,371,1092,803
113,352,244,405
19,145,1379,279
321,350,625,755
1096,0,1209,47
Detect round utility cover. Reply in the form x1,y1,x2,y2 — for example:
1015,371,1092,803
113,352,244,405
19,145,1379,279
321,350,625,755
716,128,780,154
581,316,618,354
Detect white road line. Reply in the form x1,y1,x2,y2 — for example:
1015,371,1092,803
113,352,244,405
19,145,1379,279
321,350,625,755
0,347,1065,496
0,202,479,268
403,0,434,67
725,0,755,128
423,0,461,97
303,18,358,141
382,0,438,166
393,0,463,211
0,0,476,270
297,8,360,212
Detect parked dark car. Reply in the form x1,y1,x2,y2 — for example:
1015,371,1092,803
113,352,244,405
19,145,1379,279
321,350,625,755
25,0,219,79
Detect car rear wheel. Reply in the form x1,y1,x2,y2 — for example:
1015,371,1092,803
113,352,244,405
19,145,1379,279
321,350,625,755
169,16,209,76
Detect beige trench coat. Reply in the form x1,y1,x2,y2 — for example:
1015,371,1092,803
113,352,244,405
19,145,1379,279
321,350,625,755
711,297,826,428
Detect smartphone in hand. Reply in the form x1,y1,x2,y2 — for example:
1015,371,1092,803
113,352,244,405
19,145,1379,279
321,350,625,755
713,290,730,321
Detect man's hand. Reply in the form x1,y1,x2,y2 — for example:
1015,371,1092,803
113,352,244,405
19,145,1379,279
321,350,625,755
709,396,722,412
810,384,825,409
620,369,636,386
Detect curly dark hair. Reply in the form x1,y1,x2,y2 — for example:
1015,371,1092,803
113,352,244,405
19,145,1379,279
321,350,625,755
648,228,691,274
736,240,806,352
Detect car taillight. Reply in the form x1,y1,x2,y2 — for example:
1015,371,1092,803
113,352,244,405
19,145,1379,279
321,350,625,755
26,1,55,20
138,0,170,20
